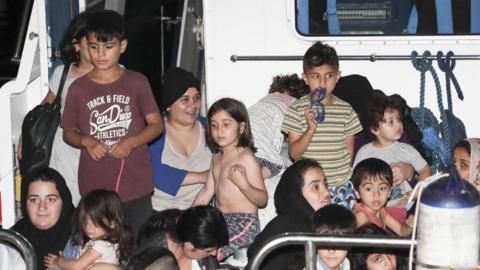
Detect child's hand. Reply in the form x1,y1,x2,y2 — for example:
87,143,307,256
391,162,414,186
44,252,62,268
82,136,109,161
304,107,317,133
228,164,249,190
109,137,135,159
405,214,415,227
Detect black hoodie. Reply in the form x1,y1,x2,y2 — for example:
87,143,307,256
247,163,316,270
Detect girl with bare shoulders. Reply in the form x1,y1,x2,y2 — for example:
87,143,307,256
193,98,267,261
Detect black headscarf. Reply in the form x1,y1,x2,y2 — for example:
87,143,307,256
273,162,316,226
11,167,75,270
247,161,316,270
160,67,200,113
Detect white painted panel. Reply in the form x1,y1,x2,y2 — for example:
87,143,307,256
203,0,480,137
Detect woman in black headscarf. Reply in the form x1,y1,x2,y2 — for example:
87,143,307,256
12,167,75,270
247,159,331,270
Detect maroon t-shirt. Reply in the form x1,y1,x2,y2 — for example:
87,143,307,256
61,69,159,202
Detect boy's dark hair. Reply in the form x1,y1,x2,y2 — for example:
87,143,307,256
268,74,308,99
72,189,132,263
303,41,339,72
173,205,229,249
453,140,471,156
312,204,356,235
206,98,256,153
128,247,179,270
350,224,407,270
60,11,91,64
85,10,126,42
367,95,402,140
352,158,393,190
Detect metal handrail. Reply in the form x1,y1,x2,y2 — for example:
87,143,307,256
0,229,37,270
230,54,480,62
248,232,416,270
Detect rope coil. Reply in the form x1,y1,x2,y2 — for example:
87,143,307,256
411,50,452,168
436,51,464,111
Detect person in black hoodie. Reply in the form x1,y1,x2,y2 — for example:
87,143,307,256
247,159,331,269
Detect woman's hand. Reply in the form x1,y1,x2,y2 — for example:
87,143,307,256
183,170,209,186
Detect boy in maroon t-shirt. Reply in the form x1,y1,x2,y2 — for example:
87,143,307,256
61,10,163,237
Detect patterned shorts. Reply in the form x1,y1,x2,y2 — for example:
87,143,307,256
218,213,260,261
329,180,356,209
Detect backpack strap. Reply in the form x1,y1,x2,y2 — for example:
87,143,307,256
326,0,341,34
52,64,70,109
472,0,480,33
435,0,453,33
436,51,464,112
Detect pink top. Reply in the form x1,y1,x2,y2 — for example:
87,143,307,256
353,203,389,230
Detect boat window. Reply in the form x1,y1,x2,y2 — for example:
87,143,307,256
295,0,478,36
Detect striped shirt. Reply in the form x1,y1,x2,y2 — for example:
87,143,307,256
281,95,362,186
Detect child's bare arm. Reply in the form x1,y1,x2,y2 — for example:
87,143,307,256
288,107,317,160
384,212,413,237
354,211,370,228
417,164,431,181
192,166,215,206
44,249,102,270
63,128,108,161
110,112,163,159
228,158,267,208
345,134,355,163
261,166,272,179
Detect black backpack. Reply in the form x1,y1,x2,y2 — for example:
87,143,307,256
19,65,69,176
